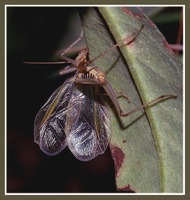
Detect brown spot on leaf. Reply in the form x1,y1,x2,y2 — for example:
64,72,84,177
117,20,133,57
137,160,141,166
110,144,125,177
117,184,136,193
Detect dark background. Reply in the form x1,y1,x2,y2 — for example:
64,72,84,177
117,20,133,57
6,7,182,193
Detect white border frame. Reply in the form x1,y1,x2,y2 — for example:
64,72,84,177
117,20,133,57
4,4,185,196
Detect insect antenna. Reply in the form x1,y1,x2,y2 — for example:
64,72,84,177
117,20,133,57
61,29,84,57
23,61,67,65
24,29,84,66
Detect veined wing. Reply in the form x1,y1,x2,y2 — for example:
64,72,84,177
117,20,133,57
65,85,111,161
34,78,75,156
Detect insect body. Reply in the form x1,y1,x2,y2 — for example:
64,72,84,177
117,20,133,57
33,26,176,161
34,49,113,161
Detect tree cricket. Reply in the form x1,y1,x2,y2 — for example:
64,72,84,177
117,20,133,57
25,25,176,161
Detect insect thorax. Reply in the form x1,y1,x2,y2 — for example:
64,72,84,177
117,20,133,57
75,66,106,85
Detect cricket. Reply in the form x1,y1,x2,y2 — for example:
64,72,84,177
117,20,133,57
26,25,176,161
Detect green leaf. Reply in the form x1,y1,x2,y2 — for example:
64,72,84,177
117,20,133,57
80,7,183,193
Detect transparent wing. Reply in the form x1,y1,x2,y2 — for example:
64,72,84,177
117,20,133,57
65,85,111,161
34,78,75,156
